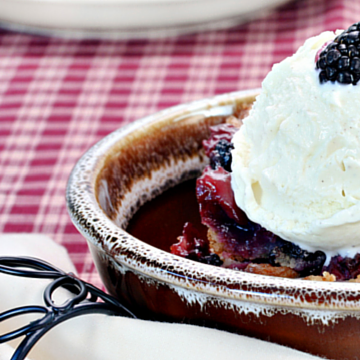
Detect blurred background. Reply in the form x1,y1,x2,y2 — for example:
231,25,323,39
0,0,358,287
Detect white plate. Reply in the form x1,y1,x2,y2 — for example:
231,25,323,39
0,0,289,39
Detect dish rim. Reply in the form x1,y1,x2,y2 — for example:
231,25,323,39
66,88,360,313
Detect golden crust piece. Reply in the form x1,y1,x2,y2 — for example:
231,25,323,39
226,115,243,128
245,263,299,279
349,275,360,283
303,272,336,282
208,229,225,258
233,102,251,120
207,229,244,262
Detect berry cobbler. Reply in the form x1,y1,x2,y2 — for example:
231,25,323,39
171,23,360,282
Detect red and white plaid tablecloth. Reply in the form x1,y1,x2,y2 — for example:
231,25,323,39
0,0,359,287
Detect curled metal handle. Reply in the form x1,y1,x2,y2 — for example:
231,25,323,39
44,275,88,311
0,257,65,278
0,256,137,360
0,306,50,343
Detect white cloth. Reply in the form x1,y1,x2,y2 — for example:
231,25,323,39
0,234,321,360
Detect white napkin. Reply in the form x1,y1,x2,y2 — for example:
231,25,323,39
0,234,322,360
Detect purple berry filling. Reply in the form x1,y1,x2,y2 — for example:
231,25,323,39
171,123,359,280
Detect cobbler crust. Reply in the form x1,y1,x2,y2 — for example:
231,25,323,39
304,272,337,282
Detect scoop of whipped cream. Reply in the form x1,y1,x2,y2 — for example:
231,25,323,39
231,30,360,259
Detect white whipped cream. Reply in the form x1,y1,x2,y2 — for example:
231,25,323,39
231,30,360,259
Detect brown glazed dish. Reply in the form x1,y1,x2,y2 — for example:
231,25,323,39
66,89,360,360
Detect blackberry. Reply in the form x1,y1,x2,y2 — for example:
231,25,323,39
323,254,360,280
316,22,360,85
199,253,223,266
269,242,326,276
210,139,234,172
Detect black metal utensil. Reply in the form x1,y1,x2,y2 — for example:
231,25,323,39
0,256,136,360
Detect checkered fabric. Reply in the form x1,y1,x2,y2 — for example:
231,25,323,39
0,0,359,288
